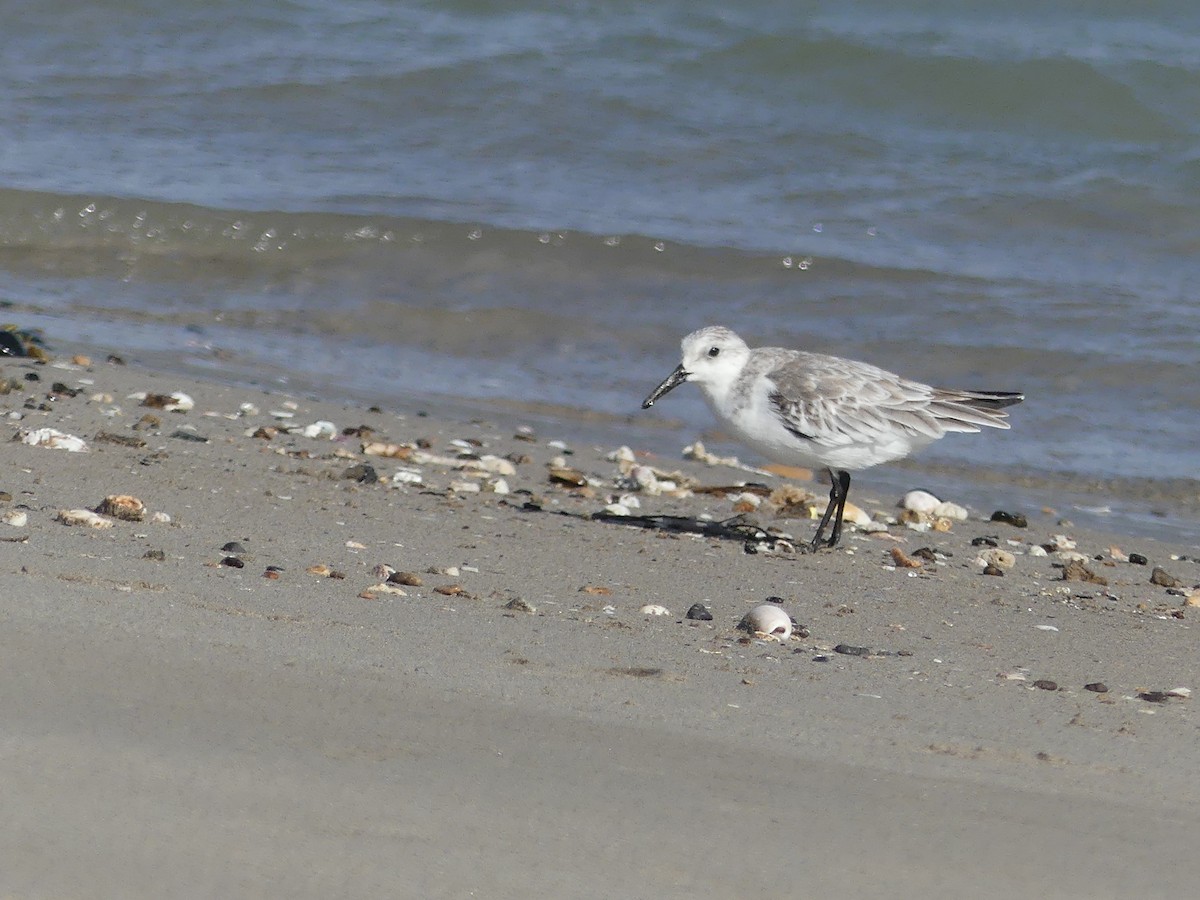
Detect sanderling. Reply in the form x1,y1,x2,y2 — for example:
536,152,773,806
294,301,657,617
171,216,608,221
642,325,1023,550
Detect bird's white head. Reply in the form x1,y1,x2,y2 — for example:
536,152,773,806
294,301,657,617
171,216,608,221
642,325,750,408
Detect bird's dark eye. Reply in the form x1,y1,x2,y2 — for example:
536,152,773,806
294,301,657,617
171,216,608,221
707,346,720,358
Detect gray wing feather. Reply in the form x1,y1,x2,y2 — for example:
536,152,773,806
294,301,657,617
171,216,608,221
763,352,1017,445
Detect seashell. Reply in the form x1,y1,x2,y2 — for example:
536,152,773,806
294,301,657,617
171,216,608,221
268,409,295,419
3,510,28,527
299,420,337,439
468,455,517,476
603,503,631,516
1027,545,1048,557
548,466,587,487
931,516,953,533
388,571,423,587
841,501,872,526
449,480,481,494
362,441,414,459
372,563,396,580
732,491,761,512
364,582,408,597
489,478,511,494
901,490,940,514
390,468,423,485
977,548,1016,570
20,427,89,452
933,501,969,521
639,604,671,616
95,494,146,522
547,439,570,451
859,520,889,534
737,604,793,641
56,508,114,528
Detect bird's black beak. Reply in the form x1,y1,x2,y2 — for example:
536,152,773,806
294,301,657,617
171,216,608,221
642,364,688,409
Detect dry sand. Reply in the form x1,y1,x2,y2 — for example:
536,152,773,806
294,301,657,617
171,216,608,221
2,349,1199,899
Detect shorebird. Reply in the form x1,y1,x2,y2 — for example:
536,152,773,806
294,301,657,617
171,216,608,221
642,325,1023,550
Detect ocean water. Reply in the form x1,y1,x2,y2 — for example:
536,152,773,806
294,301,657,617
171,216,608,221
2,1,1199,538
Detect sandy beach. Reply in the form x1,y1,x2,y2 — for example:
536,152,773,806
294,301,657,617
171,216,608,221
3,346,1199,899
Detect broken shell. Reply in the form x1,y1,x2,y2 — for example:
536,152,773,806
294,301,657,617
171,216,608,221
3,509,28,527
737,604,793,641
977,548,1016,571
135,390,195,412
890,547,922,569
640,604,671,616
933,501,969,520
548,466,587,487
901,490,940,514
56,509,114,528
466,455,517,476
449,480,481,494
364,582,408,597
299,420,337,439
20,427,89,452
95,494,146,522
840,501,872,526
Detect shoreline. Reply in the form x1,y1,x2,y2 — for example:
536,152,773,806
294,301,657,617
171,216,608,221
3,343,1199,897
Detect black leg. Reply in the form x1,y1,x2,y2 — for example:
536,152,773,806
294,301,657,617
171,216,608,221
810,468,852,551
827,469,852,548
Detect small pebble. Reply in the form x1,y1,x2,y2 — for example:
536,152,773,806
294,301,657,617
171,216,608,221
1150,567,1182,588
221,541,247,554
833,644,871,657
685,603,713,621
142,549,166,561
989,510,1028,528
221,556,245,568
1128,553,1148,566
1032,679,1058,691
1138,691,1170,703
343,463,378,484
1084,682,1109,693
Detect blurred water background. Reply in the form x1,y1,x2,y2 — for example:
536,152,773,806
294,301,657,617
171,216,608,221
2,0,1199,538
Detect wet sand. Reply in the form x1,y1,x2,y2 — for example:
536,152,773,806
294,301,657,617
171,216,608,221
2,349,1198,898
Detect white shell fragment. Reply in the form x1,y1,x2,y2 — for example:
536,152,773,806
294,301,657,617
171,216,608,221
640,604,671,616
164,391,195,412
932,501,969,521
901,490,941,514
56,509,114,528
299,420,337,439
20,428,89,452
2,510,27,527
977,548,1016,571
738,604,793,641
